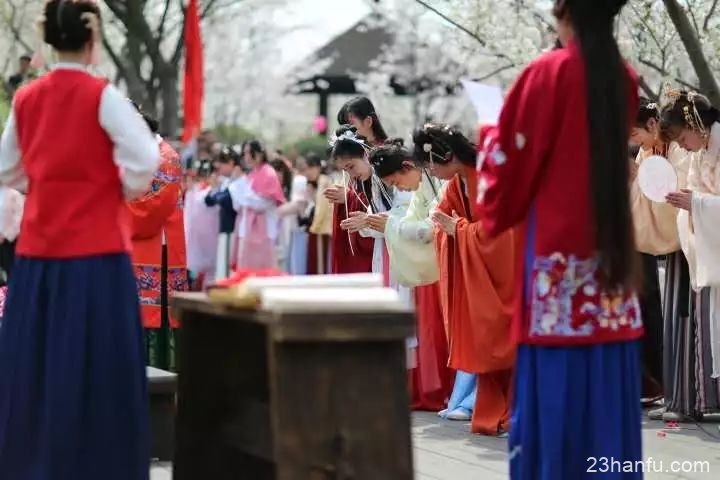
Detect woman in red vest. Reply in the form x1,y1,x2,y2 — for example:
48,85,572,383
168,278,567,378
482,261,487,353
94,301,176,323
0,1,159,478
128,104,188,371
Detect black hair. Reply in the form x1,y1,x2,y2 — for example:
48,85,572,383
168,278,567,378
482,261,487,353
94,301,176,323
246,139,268,164
271,159,293,199
331,125,391,212
43,0,100,52
635,96,660,128
368,139,411,178
337,97,388,143
628,143,641,159
659,90,720,143
131,101,159,134
411,123,476,167
216,145,240,165
20,55,32,62
556,0,635,289
331,125,368,161
305,152,325,171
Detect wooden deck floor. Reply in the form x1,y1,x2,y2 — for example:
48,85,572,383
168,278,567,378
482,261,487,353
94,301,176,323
151,412,720,479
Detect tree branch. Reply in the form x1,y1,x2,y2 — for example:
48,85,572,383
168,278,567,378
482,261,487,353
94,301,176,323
638,76,659,102
704,0,719,32
663,0,720,107
102,35,129,81
472,63,515,82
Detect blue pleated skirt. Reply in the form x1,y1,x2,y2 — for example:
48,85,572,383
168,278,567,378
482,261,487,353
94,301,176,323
0,254,149,480
510,341,643,480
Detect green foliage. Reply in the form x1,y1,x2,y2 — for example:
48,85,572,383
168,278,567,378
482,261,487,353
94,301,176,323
285,135,329,158
0,88,10,128
213,124,259,145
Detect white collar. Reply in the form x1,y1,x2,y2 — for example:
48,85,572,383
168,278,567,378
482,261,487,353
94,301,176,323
707,122,720,155
155,134,163,144
52,62,88,72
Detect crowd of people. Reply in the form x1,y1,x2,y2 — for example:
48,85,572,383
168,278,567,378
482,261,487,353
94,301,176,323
1,1,720,479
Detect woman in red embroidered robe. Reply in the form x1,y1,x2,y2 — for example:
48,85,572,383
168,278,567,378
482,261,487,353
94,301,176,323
417,124,519,435
327,97,389,274
475,2,642,478
128,107,188,370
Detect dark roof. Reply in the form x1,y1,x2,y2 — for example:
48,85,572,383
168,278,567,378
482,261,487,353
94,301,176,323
290,14,394,95
290,13,462,96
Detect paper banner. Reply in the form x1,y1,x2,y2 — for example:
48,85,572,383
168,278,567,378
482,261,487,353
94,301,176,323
461,79,504,125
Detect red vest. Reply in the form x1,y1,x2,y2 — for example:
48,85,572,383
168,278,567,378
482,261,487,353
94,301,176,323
13,69,131,258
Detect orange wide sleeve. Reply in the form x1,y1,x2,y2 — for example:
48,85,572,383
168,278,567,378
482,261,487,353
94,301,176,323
453,218,517,372
128,152,182,241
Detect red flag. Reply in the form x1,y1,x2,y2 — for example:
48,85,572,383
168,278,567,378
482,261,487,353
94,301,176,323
182,0,204,143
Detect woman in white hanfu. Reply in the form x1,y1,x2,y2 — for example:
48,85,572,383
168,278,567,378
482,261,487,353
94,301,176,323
661,90,720,420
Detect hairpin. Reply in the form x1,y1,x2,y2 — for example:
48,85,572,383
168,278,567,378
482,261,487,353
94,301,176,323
681,91,707,135
661,83,682,109
329,130,369,151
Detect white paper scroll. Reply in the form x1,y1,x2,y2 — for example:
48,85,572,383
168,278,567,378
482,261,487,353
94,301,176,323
461,80,503,125
638,155,678,203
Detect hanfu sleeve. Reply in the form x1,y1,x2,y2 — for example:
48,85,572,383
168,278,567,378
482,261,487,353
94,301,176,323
127,157,182,240
228,177,275,212
0,103,28,191
475,64,555,238
99,84,160,199
384,177,440,286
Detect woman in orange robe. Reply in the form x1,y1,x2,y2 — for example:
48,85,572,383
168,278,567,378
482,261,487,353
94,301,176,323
415,124,519,436
128,107,188,370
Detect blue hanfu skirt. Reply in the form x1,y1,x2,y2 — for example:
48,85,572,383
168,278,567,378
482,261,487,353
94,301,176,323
0,254,150,480
510,341,643,480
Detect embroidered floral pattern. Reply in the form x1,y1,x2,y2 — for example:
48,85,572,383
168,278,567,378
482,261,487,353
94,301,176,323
134,265,188,307
529,253,642,338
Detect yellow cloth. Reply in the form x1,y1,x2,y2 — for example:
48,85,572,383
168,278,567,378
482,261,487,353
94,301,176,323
309,174,333,235
631,142,690,255
384,173,444,287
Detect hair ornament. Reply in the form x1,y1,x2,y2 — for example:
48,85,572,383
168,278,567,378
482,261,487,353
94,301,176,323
329,129,369,151
684,91,707,135
646,103,658,110
661,83,682,109
423,143,432,153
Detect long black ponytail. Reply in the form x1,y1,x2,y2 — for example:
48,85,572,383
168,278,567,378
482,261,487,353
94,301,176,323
559,0,636,289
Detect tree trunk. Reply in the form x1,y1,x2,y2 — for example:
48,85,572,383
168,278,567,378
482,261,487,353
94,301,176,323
663,0,720,107
159,67,180,137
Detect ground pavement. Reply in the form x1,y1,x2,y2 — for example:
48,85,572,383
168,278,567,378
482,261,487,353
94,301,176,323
151,411,720,479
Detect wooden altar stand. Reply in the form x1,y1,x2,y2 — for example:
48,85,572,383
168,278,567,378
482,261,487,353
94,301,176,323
171,292,415,480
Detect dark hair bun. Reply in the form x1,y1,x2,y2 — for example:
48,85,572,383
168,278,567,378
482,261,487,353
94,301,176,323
43,0,101,52
385,137,405,148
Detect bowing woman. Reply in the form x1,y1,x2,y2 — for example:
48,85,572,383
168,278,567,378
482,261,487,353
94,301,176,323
661,91,720,420
327,126,412,286
476,1,643,477
367,142,454,411
416,123,519,435
0,0,159,477
630,97,692,411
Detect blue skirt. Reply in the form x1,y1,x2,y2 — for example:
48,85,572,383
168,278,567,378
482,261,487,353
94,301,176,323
510,341,643,480
0,254,149,480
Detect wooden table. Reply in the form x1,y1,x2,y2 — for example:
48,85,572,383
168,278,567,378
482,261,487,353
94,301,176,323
172,292,416,480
